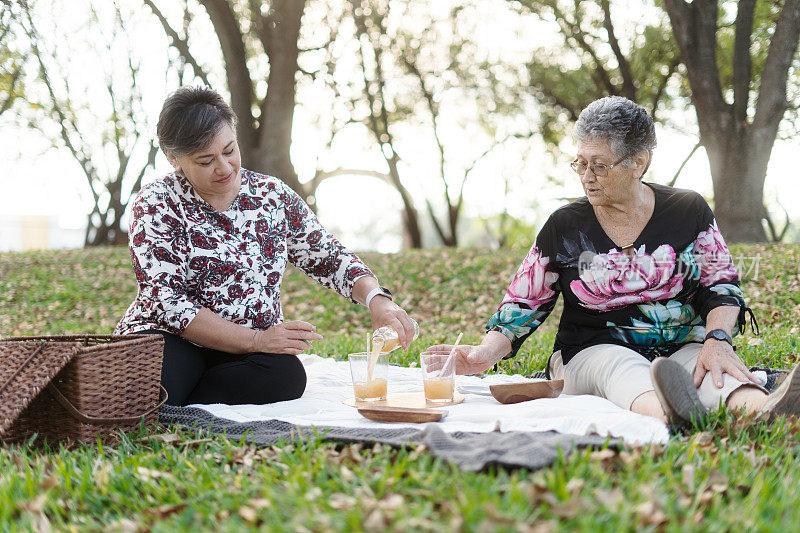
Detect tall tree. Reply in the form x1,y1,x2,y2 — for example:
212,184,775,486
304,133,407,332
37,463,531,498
662,0,800,242
514,0,800,242
21,0,159,246
0,0,27,116
513,0,681,146
345,0,535,247
145,0,316,200
348,0,423,247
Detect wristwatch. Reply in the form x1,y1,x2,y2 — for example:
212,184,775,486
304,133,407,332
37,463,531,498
704,329,732,345
365,286,393,307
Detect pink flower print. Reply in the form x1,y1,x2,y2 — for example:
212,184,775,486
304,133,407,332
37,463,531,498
570,245,683,312
501,246,560,308
693,221,737,285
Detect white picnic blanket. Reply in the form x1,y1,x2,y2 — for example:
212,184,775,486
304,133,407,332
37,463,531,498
191,354,675,445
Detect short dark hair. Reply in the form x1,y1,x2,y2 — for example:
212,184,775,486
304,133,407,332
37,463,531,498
156,86,237,157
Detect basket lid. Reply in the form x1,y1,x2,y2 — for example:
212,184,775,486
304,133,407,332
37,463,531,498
0,340,75,435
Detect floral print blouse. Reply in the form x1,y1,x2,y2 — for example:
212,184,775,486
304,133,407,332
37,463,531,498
115,169,374,335
486,183,753,368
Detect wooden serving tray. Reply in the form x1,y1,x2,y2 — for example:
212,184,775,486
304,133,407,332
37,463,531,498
343,391,465,409
489,380,564,404
357,405,447,423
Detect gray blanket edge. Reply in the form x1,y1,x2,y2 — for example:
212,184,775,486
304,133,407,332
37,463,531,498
159,405,616,471
157,367,786,471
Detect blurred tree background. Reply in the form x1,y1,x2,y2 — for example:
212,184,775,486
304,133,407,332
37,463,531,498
0,0,28,118
3,0,799,248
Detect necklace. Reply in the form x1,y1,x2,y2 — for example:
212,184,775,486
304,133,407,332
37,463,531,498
620,242,637,257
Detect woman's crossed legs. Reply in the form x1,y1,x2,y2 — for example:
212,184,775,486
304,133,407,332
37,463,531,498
549,343,768,422
143,330,307,406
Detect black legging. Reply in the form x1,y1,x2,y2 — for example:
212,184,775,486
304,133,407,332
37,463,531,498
142,330,307,406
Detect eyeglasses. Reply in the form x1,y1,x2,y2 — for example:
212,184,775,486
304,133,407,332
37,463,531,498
570,154,629,177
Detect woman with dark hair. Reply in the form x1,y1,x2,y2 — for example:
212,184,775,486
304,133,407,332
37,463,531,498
115,86,415,406
427,96,800,426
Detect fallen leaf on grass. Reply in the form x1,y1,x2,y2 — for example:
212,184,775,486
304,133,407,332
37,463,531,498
693,432,715,449
248,498,271,509
33,513,52,533
588,449,616,461
20,494,48,513
238,506,257,523
565,478,585,496
305,487,323,501
521,480,559,507
178,438,214,448
347,444,364,463
363,509,388,531
38,475,59,490
377,494,404,511
682,464,696,492
618,449,642,465
636,499,667,527
103,518,139,532
329,493,357,511
548,498,587,520
518,521,557,533
340,465,355,482
140,433,182,444
146,503,187,520
94,462,113,489
707,471,729,494
589,448,618,469
592,488,624,509
135,467,177,483
271,461,290,474
677,493,693,508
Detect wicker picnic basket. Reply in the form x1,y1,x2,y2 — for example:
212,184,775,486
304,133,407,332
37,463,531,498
0,334,166,446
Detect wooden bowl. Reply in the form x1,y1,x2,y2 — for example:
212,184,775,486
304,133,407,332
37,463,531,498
357,405,447,423
489,380,564,404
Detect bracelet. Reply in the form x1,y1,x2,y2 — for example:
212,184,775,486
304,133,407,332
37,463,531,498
249,329,258,353
365,287,392,307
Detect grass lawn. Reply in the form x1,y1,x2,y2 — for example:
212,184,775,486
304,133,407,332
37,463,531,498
1,244,799,531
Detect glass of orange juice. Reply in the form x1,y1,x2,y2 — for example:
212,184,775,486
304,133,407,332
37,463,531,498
420,353,455,403
348,352,388,401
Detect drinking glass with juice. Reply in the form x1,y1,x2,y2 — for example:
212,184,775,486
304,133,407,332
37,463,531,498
349,352,388,401
419,353,455,403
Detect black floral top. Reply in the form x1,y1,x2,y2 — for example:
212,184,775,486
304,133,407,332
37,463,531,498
486,183,754,368
115,169,374,335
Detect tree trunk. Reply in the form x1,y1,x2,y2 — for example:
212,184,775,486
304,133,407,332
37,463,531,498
386,155,422,248
85,209,128,246
662,0,800,243
251,0,305,195
706,123,771,242
198,0,305,197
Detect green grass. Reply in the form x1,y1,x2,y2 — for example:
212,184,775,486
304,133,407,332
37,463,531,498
1,244,800,531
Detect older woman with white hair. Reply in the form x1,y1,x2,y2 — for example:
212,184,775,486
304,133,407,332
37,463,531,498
428,96,800,426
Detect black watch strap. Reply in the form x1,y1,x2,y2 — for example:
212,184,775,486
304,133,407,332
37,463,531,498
704,329,732,345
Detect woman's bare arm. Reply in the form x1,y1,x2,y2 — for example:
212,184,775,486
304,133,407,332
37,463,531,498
181,308,322,355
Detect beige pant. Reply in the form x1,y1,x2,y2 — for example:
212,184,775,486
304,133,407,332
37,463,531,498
548,343,765,411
